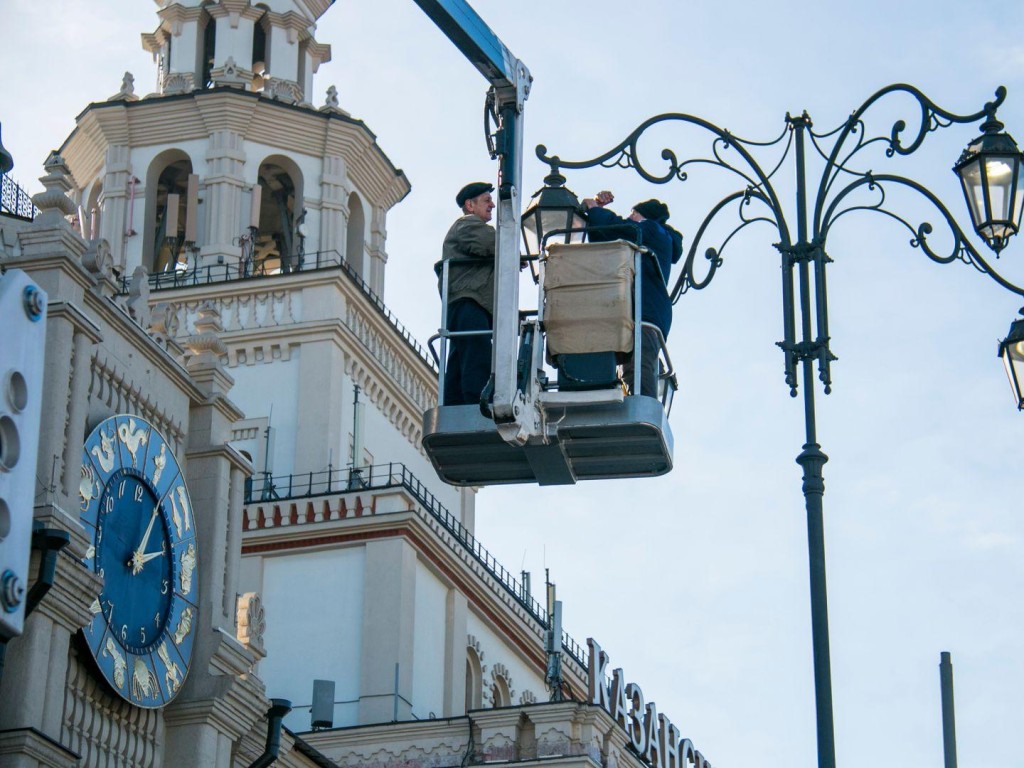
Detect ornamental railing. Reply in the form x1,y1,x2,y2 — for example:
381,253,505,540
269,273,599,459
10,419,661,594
244,462,588,670
1,173,38,220
129,249,437,373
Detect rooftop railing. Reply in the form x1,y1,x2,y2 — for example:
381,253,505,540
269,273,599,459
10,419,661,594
1,173,38,220
126,249,437,373
244,462,588,670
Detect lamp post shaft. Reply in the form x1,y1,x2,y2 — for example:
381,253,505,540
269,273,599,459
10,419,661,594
940,652,958,768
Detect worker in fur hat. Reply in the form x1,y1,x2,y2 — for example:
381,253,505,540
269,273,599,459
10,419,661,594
435,182,497,406
582,191,683,397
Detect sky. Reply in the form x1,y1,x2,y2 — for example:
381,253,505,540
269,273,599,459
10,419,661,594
3,0,1024,766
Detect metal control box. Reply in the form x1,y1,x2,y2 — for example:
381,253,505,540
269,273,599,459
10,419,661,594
0,269,47,639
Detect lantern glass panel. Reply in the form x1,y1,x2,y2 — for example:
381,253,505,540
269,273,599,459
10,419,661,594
958,155,987,233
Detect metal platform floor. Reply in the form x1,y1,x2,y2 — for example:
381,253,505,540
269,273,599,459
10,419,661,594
421,395,673,486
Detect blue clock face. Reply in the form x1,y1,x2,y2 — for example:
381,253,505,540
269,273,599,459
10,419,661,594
79,415,198,708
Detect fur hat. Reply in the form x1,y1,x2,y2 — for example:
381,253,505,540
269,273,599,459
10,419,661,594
456,182,494,208
633,199,670,224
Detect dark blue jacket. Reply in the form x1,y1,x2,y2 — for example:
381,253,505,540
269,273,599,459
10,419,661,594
585,207,676,337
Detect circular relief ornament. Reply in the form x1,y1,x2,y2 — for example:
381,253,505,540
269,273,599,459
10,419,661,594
78,415,198,708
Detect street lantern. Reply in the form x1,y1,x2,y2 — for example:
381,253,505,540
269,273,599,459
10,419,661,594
998,308,1024,410
521,166,586,257
953,118,1024,254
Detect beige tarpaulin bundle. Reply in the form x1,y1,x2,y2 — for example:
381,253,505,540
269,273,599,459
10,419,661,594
543,240,639,357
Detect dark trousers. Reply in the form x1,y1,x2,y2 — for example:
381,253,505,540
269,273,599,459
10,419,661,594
444,299,492,406
624,326,663,398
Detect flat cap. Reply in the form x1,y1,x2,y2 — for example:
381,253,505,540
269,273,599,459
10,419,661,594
456,181,494,208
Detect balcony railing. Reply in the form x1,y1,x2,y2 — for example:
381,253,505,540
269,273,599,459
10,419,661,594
1,173,38,220
126,249,437,373
244,462,589,670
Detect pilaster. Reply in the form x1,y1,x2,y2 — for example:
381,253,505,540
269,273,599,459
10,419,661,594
358,538,417,724
98,145,132,273
319,154,350,256
201,130,247,266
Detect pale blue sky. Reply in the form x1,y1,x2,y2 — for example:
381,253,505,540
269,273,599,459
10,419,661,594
3,0,1023,765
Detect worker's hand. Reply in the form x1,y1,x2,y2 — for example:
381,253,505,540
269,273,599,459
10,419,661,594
582,197,600,209
595,190,614,206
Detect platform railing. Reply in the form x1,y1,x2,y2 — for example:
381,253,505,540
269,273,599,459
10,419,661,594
244,462,588,669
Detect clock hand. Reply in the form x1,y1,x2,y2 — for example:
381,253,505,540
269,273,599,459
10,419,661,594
129,505,161,575
138,547,166,564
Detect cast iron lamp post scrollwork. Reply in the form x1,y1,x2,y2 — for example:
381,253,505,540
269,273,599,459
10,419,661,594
535,83,1024,768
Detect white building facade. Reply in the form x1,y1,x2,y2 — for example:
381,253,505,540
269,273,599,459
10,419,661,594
0,2,710,767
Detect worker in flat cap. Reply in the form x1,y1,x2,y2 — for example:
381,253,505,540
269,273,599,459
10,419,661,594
435,181,497,406
582,191,683,397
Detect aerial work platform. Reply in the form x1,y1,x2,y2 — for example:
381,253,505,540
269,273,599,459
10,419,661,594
422,394,673,486
424,240,676,487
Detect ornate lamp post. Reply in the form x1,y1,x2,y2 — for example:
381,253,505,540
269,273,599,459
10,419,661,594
535,84,1024,768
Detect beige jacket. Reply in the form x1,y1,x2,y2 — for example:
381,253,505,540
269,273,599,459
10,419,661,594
436,214,497,315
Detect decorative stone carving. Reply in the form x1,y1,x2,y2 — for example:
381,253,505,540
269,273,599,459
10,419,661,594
161,70,195,95
264,77,303,104
31,153,77,227
81,238,114,281
108,71,139,101
236,592,267,659
124,265,152,327
520,689,537,705
149,301,182,351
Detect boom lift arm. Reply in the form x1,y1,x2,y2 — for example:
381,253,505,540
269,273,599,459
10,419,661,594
411,0,535,439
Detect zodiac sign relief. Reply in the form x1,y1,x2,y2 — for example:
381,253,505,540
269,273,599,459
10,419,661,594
117,418,149,467
169,485,192,538
102,637,128,689
157,642,183,694
79,464,100,512
173,606,194,645
131,658,159,701
179,543,197,596
91,426,116,473
151,442,167,485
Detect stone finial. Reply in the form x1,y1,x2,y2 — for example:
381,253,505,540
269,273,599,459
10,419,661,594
320,85,350,116
209,56,249,88
183,301,228,362
236,592,266,659
126,265,152,327
108,71,139,102
31,152,77,227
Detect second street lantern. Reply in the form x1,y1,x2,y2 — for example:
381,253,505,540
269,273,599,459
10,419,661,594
953,116,1024,254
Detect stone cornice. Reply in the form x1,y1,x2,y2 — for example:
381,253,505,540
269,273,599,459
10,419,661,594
58,90,410,210
206,0,265,24
46,300,104,344
0,727,80,767
157,3,205,31
265,10,314,40
186,443,252,474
